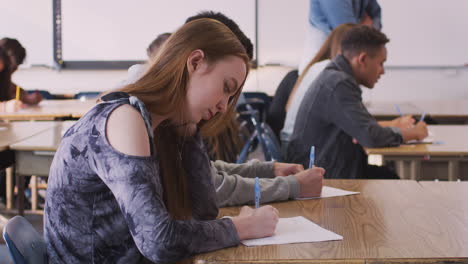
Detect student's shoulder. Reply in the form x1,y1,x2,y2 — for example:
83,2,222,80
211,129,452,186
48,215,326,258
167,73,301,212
106,104,151,157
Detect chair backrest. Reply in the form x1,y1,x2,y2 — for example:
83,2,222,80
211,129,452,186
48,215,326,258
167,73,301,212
2,216,47,264
266,69,299,138
260,123,283,162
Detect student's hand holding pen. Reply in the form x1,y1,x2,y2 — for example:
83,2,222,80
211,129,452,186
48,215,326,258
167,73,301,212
401,121,428,142
231,205,279,240
391,114,416,129
295,167,325,198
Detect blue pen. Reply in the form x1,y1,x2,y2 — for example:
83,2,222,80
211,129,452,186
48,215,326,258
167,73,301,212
308,146,315,169
419,112,426,122
254,177,261,208
394,104,403,117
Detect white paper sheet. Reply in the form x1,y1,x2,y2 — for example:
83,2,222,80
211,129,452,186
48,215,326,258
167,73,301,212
241,216,343,246
296,186,360,200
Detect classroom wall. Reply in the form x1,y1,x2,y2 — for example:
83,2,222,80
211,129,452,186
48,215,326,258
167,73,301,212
3,1,468,100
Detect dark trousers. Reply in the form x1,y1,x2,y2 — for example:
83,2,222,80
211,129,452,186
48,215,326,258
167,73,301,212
363,164,400,179
0,150,15,200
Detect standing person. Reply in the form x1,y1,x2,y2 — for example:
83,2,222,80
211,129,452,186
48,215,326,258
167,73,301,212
286,25,427,179
298,0,382,74
45,19,280,263
0,38,43,105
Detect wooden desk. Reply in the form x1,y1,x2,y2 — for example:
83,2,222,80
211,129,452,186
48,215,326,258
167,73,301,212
194,180,468,264
419,181,468,207
367,125,468,181
0,99,95,121
366,100,468,124
0,121,58,210
412,100,468,124
9,121,76,214
366,101,424,120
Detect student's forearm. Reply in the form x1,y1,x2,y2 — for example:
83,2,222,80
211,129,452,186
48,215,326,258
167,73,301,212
378,120,393,127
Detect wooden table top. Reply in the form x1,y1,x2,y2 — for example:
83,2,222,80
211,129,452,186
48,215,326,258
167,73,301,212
367,125,468,156
414,100,468,119
9,121,76,151
366,100,468,120
193,179,468,263
0,99,96,120
419,181,468,208
366,101,423,118
0,121,58,151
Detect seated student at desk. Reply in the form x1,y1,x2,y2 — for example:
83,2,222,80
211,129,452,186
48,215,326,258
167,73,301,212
0,47,21,112
45,19,284,263
282,23,356,147
123,11,325,207
285,26,428,179
0,37,42,105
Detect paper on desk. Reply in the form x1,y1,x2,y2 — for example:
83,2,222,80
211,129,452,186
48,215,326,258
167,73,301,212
296,186,360,200
241,216,343,246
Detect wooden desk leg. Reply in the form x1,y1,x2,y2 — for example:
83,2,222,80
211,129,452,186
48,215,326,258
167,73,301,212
395,160,406,179
31,175,37,211
410,160,421,181
448,160,460,181
16,174,24,216
6,166,13,209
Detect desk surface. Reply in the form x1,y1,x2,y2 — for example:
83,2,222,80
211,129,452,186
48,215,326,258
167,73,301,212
9,121,76,151
194,180,468,263
414,100,468,119
0,121,58,151
366,101,423,118
367,125,468,156
0,99,96,120
419,181,468,207
367,100,468,121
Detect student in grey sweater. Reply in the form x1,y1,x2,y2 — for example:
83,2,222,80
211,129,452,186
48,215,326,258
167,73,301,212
286,26,428,179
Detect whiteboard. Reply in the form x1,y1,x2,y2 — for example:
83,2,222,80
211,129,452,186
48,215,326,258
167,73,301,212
0,0,53,66
61,0,255,61
258,0,468,67
380,0,468,66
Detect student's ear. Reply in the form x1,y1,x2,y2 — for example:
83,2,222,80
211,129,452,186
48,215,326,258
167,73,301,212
187,49,205,74
357,52,367,66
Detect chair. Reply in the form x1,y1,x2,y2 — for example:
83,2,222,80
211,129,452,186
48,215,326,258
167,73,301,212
239,92,272,123
73,92,100,100
236,103,283,163
266,70,299,138
3,216,47,264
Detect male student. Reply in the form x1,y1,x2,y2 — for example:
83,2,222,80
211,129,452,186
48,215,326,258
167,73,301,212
286,25,428,179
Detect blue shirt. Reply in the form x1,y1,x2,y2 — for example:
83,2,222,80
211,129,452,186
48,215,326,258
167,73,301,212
309,0,382,34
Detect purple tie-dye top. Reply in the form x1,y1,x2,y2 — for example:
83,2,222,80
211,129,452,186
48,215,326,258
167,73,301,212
44,93,240,263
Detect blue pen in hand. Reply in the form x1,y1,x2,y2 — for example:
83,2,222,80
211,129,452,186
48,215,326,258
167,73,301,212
309,146,315,169
419,112,426,122
254,177,261,208
394,104,403,117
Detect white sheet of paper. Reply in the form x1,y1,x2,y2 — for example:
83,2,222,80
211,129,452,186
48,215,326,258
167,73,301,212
296,186,360,200
241,216,343,247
